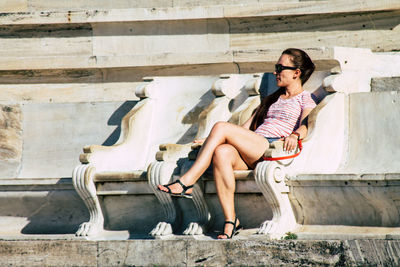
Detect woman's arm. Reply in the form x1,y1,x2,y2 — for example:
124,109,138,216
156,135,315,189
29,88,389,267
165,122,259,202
284,108,313,151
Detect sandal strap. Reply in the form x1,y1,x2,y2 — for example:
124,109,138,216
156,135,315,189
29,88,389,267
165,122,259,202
176,179,193,190
162,179,193,197
224,220,235,226
222,219,238,239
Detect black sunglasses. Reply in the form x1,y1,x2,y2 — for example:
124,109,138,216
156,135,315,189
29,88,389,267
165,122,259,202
275,64,298,73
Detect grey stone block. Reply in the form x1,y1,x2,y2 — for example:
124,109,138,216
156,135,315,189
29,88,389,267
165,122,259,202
347,240,400,266
98,240,188,266
0,240,97,266
371,77,400,92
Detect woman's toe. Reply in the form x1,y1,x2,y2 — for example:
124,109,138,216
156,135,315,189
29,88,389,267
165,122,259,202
157,185,167,192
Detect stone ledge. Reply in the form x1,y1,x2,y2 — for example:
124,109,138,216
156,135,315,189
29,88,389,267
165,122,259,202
0,178,74,191
0,48,340,73
0,1,399,25
297,225,400,240
0,237,400,266
289,173,400,186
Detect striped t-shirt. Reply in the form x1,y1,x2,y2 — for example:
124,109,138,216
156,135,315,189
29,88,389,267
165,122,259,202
254,90,316,138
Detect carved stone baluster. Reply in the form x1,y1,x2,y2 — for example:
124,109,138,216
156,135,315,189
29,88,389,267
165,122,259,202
148,161,177,236
254,160,297,239
72,164,104,236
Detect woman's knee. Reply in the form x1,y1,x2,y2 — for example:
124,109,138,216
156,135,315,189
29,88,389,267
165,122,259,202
213,144,235,165
210,121,230,136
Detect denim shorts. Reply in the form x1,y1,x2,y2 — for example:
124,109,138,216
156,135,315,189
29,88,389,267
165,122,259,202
265,137,281,143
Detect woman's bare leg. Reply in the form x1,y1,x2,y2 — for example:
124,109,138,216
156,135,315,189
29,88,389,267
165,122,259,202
158,121,269,194
212,144,248,239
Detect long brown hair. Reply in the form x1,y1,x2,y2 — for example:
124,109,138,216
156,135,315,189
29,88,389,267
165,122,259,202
249,48,315,131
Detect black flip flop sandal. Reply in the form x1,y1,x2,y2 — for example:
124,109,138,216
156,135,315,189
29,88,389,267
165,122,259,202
218,217,243,239
158,179,193,199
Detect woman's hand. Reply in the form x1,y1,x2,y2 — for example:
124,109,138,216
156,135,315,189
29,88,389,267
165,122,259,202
193,138,205,144
284,134,298,152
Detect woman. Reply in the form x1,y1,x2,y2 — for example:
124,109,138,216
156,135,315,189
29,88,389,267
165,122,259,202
158,48,316,239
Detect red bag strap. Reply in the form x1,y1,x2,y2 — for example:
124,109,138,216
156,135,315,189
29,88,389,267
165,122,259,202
263,139,302,161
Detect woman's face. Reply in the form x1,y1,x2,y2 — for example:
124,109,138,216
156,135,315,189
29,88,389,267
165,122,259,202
274,54,299,87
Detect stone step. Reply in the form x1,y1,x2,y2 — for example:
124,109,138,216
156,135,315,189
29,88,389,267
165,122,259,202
1,1,399,24
0,235,398,266
0,49,341,73
1,0,300,13
0,82,140,103
0,2,397,77
296,225,400,240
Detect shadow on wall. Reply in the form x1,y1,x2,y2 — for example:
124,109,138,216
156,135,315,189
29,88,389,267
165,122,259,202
21,101,139,235
177,89,215,144
102,100,138,146
20,179,89,234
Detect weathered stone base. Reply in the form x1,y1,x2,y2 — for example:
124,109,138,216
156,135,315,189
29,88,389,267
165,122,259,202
1,236,400,266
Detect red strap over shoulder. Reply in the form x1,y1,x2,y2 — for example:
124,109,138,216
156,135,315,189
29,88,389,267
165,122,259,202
263,139,302,161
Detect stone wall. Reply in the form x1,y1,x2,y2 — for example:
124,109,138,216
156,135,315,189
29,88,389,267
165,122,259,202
0,1,398,235
0,1,397,180
1,238,400,266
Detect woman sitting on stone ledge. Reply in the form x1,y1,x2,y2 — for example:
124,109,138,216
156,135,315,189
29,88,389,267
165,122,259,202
158,48,316,239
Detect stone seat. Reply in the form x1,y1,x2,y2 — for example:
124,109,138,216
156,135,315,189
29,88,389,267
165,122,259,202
148,73,262,236
149,65,337,237
73,73,257,237
149,47,400,239
72,76,220,237
72,47,400,239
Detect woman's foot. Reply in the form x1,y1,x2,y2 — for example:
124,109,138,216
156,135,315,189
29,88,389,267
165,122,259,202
217,217,242,239
157,179,194,199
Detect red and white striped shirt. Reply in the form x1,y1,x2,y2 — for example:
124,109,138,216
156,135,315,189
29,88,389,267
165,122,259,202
254,90,316,138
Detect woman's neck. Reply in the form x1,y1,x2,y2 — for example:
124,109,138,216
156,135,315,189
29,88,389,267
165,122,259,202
283,83,303,98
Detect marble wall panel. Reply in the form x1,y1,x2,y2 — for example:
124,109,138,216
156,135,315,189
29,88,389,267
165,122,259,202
0,24,92,58
15,101,137,179
345,91,400,173
92,19,229,56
